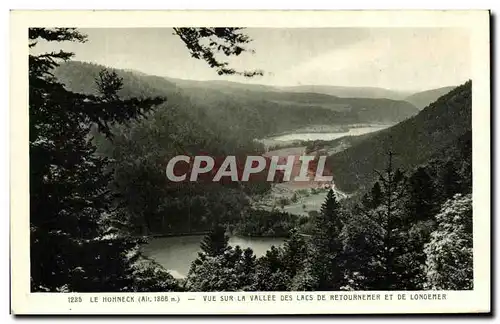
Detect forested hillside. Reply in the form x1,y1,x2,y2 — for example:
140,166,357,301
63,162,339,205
54,61,419,140
280,84,412,100
328,81,471,192
405,86,457,110
52,62,265,236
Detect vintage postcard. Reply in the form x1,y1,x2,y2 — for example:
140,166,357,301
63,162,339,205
10,10,490,315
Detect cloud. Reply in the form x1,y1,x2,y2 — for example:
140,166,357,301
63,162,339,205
276,28,470,91
31,27,470,91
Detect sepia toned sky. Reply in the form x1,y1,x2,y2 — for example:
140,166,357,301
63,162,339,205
32,27,471,92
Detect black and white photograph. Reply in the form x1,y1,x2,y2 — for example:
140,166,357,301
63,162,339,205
10,10,490,315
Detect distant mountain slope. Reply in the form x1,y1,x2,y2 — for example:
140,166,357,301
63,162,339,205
281,85,412,100
328,81,471,192
160,76,411,100
164,78,280,92
405,86,457,110
54,61,419,139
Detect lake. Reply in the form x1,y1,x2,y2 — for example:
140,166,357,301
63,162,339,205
142,235,285,278
270,125,390,142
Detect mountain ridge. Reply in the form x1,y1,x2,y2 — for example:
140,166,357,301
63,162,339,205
87,64,448,101
404,86,457,110
327,81,471,192
53,61,420,139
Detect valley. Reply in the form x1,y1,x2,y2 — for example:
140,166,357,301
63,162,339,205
252,123,392,216
29,26,476,295
50,61,466,236
49,60,471,288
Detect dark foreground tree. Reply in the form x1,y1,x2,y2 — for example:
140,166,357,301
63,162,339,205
342,152,410,290
188,224,230,277
173,28,263,77
371,153,409,289
29,28,169,292
440,161,464,199
406,166,437,222
253,245,290,291
281,228,308,279
200,224,230,257
251,228,310,291
309,189,346,290
30,27,258,292
186,243,257,291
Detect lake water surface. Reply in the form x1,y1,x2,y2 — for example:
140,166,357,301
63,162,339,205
270,125,389,142
142,235,285,278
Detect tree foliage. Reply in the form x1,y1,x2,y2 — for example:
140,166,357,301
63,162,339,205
309,189,346,290
29,27,174,292
173,27,263,77
200,224,230,257
30,25,267,292
424,194,473,290
186,244,257,292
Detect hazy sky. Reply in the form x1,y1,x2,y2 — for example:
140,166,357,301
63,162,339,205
32,27,470,92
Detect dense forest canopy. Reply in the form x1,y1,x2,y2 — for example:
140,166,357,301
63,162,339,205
54,61,419,140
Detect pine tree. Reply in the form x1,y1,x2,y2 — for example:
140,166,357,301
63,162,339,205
253,246,290,291
30,27,262,292
371,152,407,290
406,166,437,222
342,208,384,290
281,228,308,279
361,181,382,209
309,189,345,290
185,255,241,292
251,229,310,292
396,166,439,289
186,244,257,292
289,261,317,291
440,161,463,199
347,151,408,290
29,28,167,292
238,247,257,290
371,182,383,208
199,224,230,257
